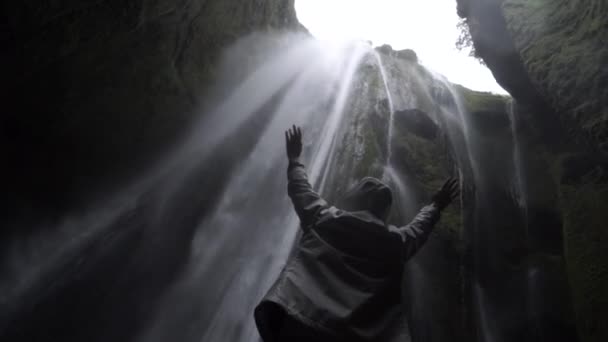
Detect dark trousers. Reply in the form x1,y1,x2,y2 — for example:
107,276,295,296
276,314,339,342
255,301,343,342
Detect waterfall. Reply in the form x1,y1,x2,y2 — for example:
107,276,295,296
135,34,374,342
507,100,528,212
431,73,482,187
373,51,396,166
372,51,420,223
317,44,373,192
3,31,565,342
427,73,541,342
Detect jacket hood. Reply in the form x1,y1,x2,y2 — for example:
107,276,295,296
338,177,393,221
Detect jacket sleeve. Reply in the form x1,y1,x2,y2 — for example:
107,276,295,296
287,160,329,229
396,203,441,260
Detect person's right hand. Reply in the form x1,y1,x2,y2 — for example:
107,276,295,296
431,178,460,210
285,125,302,162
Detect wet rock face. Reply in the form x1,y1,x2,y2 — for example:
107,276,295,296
2,0,300,216
502,0,608,152
455,0,543,107
456,85,512,133
394,109,438,140
458,0,608,150
457,1,608,341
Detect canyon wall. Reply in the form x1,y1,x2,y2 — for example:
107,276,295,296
457,1,608,340
2,0,301,217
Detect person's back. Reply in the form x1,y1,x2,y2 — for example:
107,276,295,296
255,125,459,342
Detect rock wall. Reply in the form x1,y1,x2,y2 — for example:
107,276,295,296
1,2,300,341
503,0,608,151
5,0,605,340
318,47,469,341
457,1,608,341
2,0,300,218
294,42,573,341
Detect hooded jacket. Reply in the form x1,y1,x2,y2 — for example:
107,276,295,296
255,160,440,342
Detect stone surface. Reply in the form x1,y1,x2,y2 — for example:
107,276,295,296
4,0,606,341
503,0,608,151
2,0,301,217
326,49,468,341
457,0,608,340
1,1,300,340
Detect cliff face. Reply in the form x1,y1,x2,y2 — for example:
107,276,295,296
457,1,608,341
1,2,299,340
341,46,572,342
4,0,606,341
2,0,300,216
327,47,469,342
503,0,608,151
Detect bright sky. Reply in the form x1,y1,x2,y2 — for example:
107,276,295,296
295,0,507,94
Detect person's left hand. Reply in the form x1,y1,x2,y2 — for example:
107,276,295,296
431,178,460,210
285,124,302,162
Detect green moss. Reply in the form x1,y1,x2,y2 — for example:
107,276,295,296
364,64,384,95
437,206,464,239
454,84,510,114
502,0,608,150
399,134,443,185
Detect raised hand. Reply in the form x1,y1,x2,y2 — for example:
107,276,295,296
431,178,460,210
285,124,303,162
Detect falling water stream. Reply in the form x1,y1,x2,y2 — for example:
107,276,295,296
507,100,528,213
374,52,396,166
138,35,378,342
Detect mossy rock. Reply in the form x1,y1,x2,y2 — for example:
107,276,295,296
395,49,418,63
502,0,608,151
454,84,510,115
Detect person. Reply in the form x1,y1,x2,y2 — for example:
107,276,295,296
254,125,459,342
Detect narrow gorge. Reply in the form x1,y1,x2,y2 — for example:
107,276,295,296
1,1,606,342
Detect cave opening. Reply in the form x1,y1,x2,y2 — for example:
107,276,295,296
295,0,506,94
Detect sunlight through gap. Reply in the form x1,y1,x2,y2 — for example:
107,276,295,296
295,0,508,94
